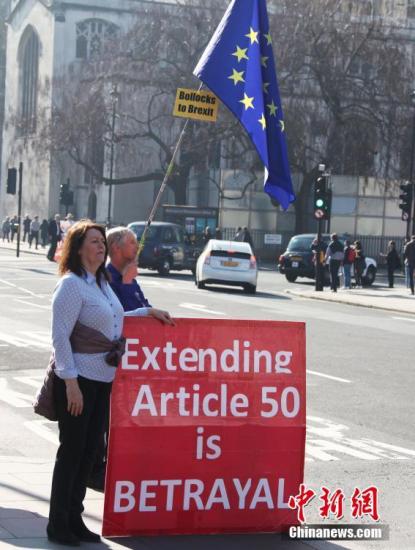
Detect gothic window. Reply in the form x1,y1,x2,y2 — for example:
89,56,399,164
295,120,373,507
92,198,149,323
19,27,40,134
76,19,119,60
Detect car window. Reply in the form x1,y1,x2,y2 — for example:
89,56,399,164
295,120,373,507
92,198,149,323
129,225,158,242
174,227,184,243
163,227,177,244
287,236,313,251
211,250,251,259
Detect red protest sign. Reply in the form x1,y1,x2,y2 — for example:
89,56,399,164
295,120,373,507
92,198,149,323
103,318,305,536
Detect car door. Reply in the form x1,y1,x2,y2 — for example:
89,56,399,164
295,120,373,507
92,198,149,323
162,226,184,267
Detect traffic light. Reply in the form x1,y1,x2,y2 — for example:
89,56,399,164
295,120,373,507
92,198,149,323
314,175,330,220
59,183,73,206
399,182,413,221
6,168,17,195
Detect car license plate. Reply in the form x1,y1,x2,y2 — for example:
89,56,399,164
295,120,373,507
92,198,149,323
292,261,299,267
222,260,239,267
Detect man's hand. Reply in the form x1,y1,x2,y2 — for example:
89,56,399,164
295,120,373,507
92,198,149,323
122,261,138,284
148,308,175,326
65,379,83,416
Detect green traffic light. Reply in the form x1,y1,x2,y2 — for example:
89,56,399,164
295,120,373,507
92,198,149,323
315,198,324,208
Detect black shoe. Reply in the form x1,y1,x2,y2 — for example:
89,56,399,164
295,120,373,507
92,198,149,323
70,517,101,543
47,524,80,546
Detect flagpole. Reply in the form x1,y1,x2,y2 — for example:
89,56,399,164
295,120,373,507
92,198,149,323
137,84,203,260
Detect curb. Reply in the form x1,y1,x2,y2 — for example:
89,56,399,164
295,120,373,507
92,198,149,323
0,244,45,257
285,289,414,316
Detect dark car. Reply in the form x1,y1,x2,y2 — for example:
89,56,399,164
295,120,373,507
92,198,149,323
278,233,377,286
128,221,200,275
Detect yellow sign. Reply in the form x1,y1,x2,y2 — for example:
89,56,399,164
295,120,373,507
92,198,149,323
173,88,218,122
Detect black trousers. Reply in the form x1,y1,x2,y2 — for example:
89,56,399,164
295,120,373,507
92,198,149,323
49,376,112,529
387,265,394,288
47,237,59,260
329,260,341,291
409,263,415,294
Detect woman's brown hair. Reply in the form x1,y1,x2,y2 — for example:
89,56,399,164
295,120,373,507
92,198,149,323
58,220,109,285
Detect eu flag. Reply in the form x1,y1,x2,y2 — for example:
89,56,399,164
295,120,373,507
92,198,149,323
193,0,295,210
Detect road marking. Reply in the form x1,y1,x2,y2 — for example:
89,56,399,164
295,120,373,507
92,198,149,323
307,369,351,384
179,303,226,316
0,330,50,349
0,378,34,407
14,375,44,389
0,278,44,298
392,316,415,323
24,420,58,445
15,299,51,310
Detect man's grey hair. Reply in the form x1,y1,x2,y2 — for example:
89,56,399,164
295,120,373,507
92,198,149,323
106,226,136,251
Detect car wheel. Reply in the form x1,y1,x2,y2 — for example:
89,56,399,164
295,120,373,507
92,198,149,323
196,278,205,289
158,259,171,276
285,273,297,283
363,266,376,286
244,284,256,294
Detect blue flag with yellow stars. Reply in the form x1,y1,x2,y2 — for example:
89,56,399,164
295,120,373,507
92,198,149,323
193,0,295,210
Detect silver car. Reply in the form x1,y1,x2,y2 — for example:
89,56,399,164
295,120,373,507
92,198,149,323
195,239,258,293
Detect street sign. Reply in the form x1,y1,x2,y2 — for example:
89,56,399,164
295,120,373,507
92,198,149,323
104,317,305,536
264,233,282,245
314,209,325,219
173,88,218,122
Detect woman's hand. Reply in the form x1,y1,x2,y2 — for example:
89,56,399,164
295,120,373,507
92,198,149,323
148,308,175,326
65,379,83,416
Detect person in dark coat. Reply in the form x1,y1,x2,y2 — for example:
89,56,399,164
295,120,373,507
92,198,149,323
234,227,243,241
23,214,31,242
404,235,415,295
40,219,49,247
203,226,212,245
380,241,401,288
47,214,62,261
215,227,222,240
241,226,253,248
353,241,365,288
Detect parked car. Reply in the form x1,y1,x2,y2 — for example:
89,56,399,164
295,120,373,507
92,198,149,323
278,233,377,286
195,239,258,293
128,221,200,275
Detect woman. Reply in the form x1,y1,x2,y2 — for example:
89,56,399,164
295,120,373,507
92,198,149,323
381,241,401,288
48,220,148,545
354,241,365,288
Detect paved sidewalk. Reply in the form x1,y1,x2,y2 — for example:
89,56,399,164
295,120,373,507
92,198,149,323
0,240,47,257
0,457,318,550
286,285,415,315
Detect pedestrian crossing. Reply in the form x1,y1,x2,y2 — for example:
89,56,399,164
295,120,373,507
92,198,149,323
0,330,50,349
0,373,414,463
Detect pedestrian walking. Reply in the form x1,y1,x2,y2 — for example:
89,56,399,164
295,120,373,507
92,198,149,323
325,233,344,292
29,215,40,249
342,239,355,289
404,235,415,295
241,226,253,248
2,216,11,242
354,241,365,288
380,241,401,288
234,226,243,241
203,226,212,245
10,215,18,242
402,239,410,288
22,214,31,242
40,219,49,247
47,214,62,261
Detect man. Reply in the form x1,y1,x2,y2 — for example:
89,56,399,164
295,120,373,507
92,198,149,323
22,214,31,242
87,226,174,491
342,240,355,289
404,235,415,295
47,214,62,261
29,215,40,249
325,233,344,293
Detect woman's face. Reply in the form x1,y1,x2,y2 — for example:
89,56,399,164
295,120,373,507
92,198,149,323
79,228,106,271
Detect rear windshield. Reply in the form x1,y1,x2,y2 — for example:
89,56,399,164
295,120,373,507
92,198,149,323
287,236,313,252
211,250,251,259
129,225,159,241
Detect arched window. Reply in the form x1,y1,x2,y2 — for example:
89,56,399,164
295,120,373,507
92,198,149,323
76,19,119,60
19,27,40,134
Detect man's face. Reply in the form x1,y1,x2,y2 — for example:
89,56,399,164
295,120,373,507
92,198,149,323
120,233,139,261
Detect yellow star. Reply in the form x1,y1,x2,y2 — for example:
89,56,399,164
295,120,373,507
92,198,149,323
258,113,267,130
232,46,249,63
261,56,269,68
264,32,272,45
240,93,255,110
245,27,259,44
228,68,245,85
263,82,270,94
267,100,278,117
279,119,285,132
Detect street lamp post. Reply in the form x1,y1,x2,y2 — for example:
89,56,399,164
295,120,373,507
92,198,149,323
107,85,120,227
409,91,415,237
